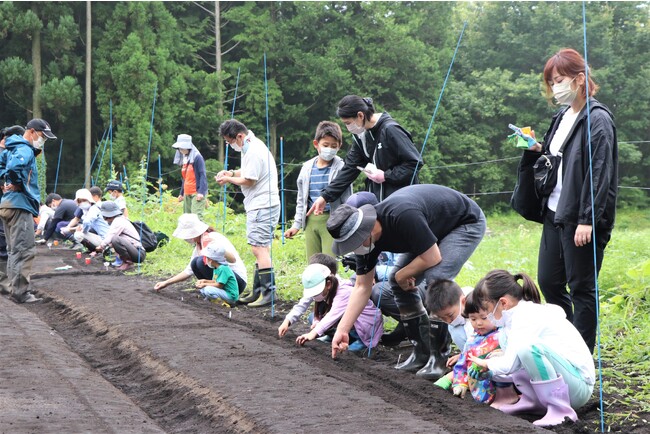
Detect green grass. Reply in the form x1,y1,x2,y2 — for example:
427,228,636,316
135,195,650,429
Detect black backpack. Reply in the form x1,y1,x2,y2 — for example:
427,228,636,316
130,220,165,252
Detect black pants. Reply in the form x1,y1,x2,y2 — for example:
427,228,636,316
190,256,247,294
370,279,427,322
537,210,611,353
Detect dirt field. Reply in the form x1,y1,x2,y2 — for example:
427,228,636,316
0,246,635,433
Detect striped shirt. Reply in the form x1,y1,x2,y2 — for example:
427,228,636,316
308,164,332,212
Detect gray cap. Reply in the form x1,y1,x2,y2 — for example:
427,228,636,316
327,204,377,256
100,201,122,218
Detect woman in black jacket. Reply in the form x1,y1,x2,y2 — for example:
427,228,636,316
308,95,423,215
520,48,617,353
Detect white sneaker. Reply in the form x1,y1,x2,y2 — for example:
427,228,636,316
22,293,42,303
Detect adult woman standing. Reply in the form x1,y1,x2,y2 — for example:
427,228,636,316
172,134,208,222
307,95,423,216
518,48,617,353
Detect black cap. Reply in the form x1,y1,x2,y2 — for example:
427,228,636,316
25,118,56,139
105,180,123,192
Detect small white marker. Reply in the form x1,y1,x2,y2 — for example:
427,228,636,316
228,311,232,319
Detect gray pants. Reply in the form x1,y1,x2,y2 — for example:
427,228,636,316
112,235,146,263
82,232,105,252
390,211,487,320
0,208,36,302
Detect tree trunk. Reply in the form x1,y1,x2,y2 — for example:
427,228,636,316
270,122,277,157
84,0,92,186
31,4,42,119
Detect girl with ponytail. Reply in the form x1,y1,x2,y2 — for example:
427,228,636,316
468,269,595,427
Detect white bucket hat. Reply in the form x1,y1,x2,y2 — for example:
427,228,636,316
172,213,209,240
302,263,332,298
75,188,95,204
172,134,194,150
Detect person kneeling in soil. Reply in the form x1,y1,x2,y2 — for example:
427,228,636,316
436,291,505,405
278,254,336,338
468,270,595,427
427,279,517,408
194,242,239,306
153,213,247,294
293,257,383,356
95,201,145,271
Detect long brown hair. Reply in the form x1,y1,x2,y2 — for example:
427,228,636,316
473,269,541,310
313,275,340,321
543,48,599,100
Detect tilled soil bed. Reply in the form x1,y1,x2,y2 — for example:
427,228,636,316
3,246,635,433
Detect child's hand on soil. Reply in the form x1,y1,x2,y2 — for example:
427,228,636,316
296,331,316,346
278,320,290,338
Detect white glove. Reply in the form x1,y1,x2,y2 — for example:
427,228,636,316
366,168,385,184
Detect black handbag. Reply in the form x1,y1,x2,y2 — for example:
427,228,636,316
511,151,544,223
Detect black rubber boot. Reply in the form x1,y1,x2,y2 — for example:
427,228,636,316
415,321,452,380
238,264,260,304
394,314,431,372
380,321,407,347
248,267,276,308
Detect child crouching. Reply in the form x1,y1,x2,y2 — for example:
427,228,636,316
291,258,383,356
195,242,239,306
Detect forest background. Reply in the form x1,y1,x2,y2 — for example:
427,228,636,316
0,1,648,215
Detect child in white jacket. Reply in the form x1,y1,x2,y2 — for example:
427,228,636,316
468,269,594,427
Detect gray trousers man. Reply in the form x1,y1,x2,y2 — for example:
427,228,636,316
0,208,36,302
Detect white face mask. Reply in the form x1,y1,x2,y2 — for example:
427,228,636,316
552,77,577,105
33,135,46,149
449,299,465,327
346,120,366,136
352,239,375,255
319,147,338,162
78,202,92,211
229,134,251,153
487,301,510,328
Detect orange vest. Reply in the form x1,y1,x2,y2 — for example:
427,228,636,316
181,163,197,195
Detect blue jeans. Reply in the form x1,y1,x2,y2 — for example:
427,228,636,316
199,286,236,305
391,211,487,320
